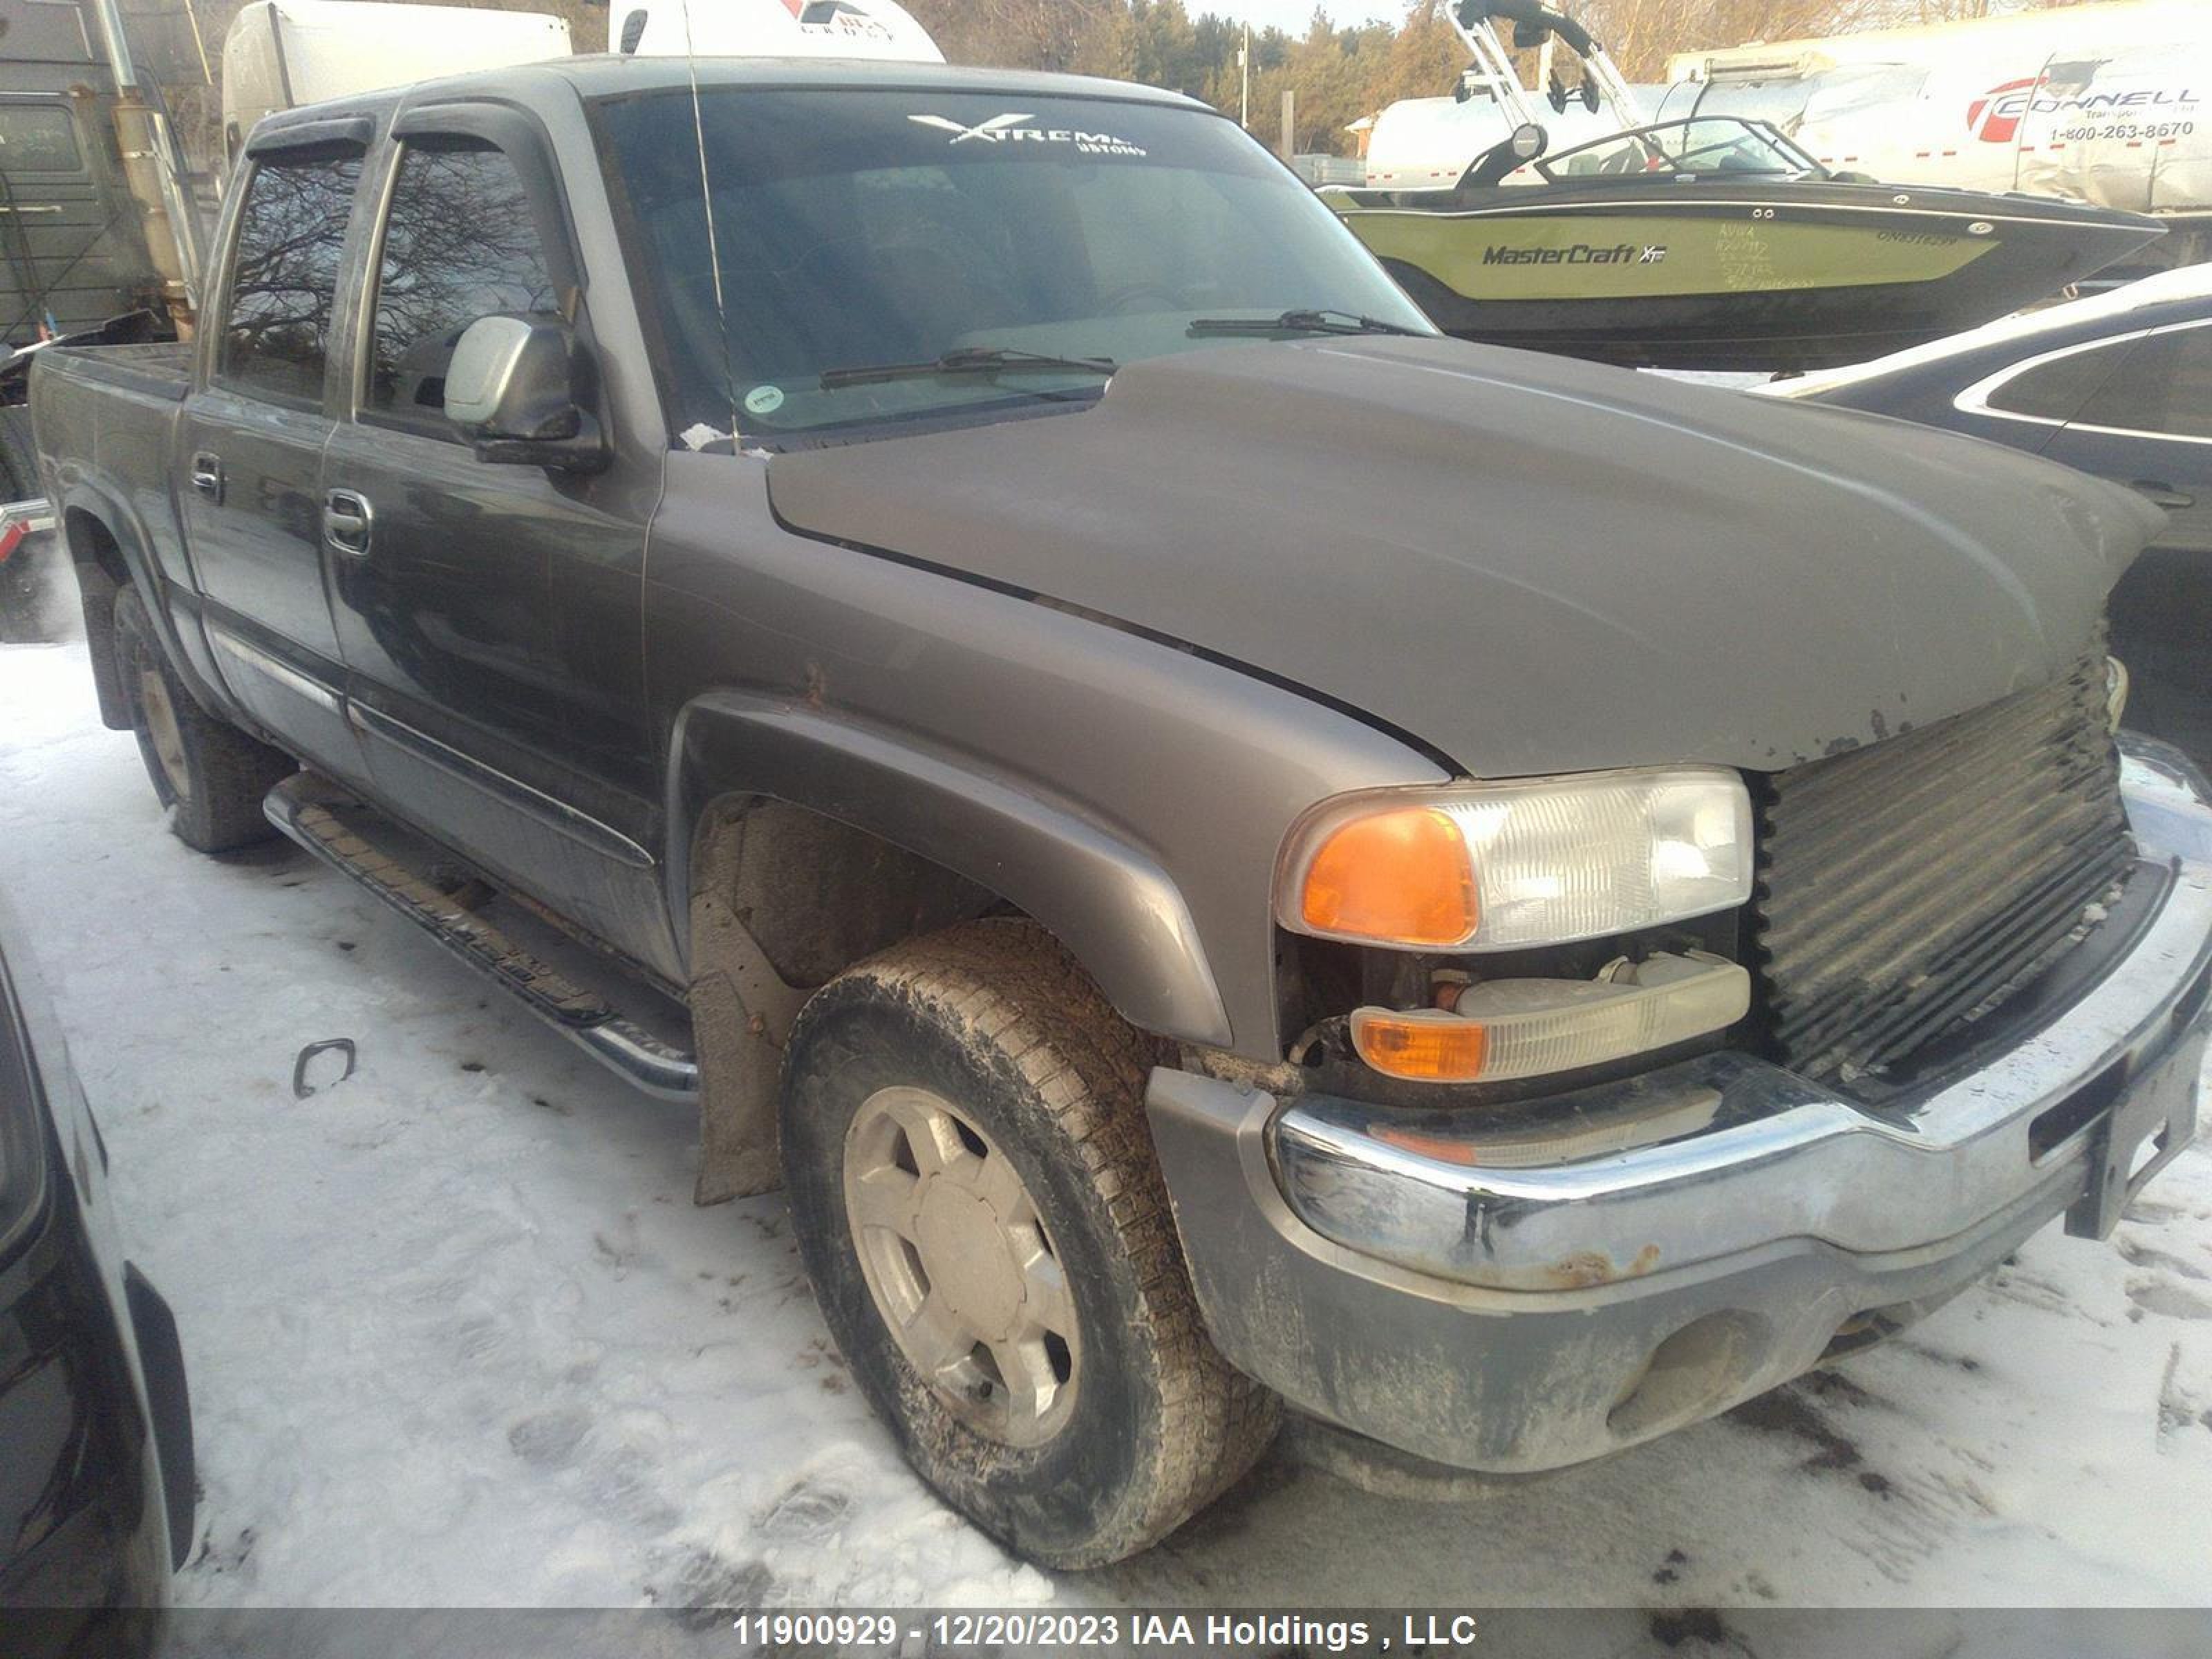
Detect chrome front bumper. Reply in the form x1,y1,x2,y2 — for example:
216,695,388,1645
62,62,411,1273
1147,747,2212,1473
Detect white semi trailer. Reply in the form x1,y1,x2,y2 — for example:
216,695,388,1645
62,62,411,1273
220,0,941,168
606,0,942,62
221,1,571,161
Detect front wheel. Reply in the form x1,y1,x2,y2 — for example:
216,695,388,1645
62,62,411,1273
780,920,1276,1567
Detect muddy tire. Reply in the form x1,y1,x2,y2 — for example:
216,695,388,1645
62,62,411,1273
113,585,292,852
780,919,1277,1567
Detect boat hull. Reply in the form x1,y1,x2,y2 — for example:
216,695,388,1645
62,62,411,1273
1333,182,2166,371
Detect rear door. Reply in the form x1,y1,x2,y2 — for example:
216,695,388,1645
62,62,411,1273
2041,318,2212,554
179,129,372,778
321,110,666,966
2040,317,2212,764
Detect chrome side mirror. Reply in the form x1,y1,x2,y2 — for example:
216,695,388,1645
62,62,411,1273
444,315,608,474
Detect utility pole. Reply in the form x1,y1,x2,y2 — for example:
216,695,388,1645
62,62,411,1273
1239,22,1250,130
1280,88,1295,161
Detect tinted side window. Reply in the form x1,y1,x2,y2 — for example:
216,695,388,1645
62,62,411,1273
221,150,363,404
1985,339,2131,422
366,140,558,436
2075,325,2212,440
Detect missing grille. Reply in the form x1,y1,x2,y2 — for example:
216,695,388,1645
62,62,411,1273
1756,645,2133,1089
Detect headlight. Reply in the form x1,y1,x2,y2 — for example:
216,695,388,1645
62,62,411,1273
1278,767,1755,951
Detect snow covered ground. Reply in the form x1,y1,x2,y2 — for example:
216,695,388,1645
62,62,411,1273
3,637,2211,1621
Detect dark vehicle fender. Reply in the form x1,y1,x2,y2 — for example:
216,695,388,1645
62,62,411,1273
668,691,1232,1204
668,690,1230,1044
55,483,235,734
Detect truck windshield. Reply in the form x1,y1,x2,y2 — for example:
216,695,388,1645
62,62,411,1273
592,87,1434,443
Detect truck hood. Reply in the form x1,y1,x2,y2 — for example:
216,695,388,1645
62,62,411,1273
766,336,2159,776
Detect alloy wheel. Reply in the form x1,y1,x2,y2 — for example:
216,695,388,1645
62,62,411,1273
842,1085,1079,1447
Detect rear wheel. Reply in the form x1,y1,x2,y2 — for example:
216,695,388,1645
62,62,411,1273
779,919,1277,1567
113,585,292,852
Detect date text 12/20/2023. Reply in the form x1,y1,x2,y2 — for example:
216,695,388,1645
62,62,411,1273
726,1613,1486,1651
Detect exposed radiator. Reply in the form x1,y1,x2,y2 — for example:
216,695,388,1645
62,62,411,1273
1756,648,2133,1087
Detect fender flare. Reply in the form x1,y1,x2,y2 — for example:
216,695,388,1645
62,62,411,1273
55,479,238,727
666,690,1235,1049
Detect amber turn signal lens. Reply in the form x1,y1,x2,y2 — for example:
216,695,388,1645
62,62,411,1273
1350,1010,1490,1082
1297,806,1478,948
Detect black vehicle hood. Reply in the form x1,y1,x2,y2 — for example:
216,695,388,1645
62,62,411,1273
767,337,2160,776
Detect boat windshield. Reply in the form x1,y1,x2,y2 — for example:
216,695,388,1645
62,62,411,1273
592,88,1434,444
1514,118,1826,185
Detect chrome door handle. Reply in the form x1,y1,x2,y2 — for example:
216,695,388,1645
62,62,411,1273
189,452,223,501
324,489,373,556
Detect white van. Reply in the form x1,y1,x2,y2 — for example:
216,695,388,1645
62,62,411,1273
608,0,944,64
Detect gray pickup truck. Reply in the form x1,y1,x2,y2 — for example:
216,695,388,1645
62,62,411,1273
28,55,2212,1568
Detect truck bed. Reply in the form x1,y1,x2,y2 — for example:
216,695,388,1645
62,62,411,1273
43,341,192,403
28,339,193,538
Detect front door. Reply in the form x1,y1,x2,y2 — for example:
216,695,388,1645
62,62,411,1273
180,139,370,778
322,123,668,968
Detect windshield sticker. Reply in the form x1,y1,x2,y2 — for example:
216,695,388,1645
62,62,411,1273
744,384,787,416
908,113,1147,158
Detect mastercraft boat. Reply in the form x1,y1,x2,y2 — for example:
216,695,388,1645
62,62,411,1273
1327,0,2167,371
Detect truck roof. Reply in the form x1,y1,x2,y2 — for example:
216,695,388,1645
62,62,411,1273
250,51,1208,140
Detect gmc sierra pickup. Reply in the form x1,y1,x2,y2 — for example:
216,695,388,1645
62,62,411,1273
28,56,2212,1568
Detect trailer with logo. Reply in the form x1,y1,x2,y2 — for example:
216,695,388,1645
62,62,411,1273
607,0,943,63
1662,0,2209,275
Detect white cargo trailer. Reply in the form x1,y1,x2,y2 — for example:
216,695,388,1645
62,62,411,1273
221,0,944,169
1360,85,1642,190
1660,0,2209,268
221,1,571,161
607,0,944,64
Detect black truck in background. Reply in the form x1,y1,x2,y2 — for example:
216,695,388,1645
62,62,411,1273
26,56,2212,1566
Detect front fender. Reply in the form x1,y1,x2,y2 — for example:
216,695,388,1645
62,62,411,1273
668,690,1234,1048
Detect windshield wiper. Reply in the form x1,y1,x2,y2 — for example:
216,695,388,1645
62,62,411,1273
1185,308,1425,339
818,346,1118,390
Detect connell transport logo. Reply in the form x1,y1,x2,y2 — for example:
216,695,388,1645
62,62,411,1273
1969,73,2200,144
